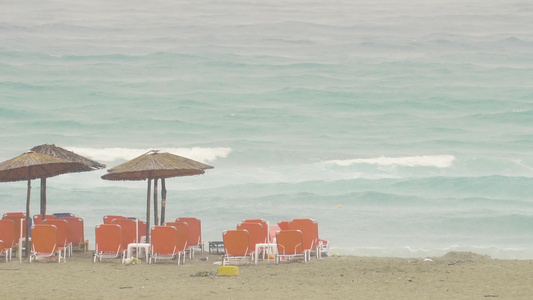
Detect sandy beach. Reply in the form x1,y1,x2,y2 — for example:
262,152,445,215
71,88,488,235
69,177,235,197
2,251,533,299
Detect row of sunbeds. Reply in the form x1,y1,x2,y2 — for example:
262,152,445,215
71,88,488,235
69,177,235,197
1,213,329,266
93,216,203,264
0,212,89,263
222,218,329,265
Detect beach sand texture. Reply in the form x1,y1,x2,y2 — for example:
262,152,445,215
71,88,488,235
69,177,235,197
2,251,533,299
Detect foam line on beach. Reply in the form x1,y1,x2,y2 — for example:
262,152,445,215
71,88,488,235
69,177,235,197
325,155,456,168
65,146,232,163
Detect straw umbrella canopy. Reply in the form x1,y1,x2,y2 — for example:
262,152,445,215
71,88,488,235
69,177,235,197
101,150,213,242
31,144,106,217
0,150,87,259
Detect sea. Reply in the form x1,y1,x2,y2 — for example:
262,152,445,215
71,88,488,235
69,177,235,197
1,0,532,259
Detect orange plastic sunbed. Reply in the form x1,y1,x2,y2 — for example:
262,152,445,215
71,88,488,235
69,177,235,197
0,219,15,262
93,224,126,263
43,218,70,260
288,218,318,261
175,217,203,258
275,230,307,264
111,218,138,251
62,217,89,252
30,224,64,263
149,225,178,264
222,229,251,266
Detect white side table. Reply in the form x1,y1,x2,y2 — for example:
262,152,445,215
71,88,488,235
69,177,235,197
127,243,150,263
254,243,277,265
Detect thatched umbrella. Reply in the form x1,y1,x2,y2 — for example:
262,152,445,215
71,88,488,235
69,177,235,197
101,150,213,242
31,144,106,217
0,151,87,259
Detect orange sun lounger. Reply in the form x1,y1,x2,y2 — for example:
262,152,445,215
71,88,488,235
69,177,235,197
275,230,307,264
175,217,204,258
61,217,89,252
0,219,16,262
149,226,178,264
30,224,64,263
93,224,126,263
222,229,251,266
43,218,70,260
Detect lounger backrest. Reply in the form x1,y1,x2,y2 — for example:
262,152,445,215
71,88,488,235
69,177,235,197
277,221,290,230
243,219,268,243
151,226,177,255
269,225,280,243
0,219,15,248
237,222,264,249
174,222,188,253
288,219,317,251
223,230,249,256
111,218,137,248
43,219,68,248
103,215,125,224
62,217,84,245
2,215,26,240
33,214,57,224
31,224,57,254
164,222,188,252
276,230,304,255
3,212,25,218
176,217,201,246
95,224,122,253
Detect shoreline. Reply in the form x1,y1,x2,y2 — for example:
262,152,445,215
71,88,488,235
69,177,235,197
3,251,533,299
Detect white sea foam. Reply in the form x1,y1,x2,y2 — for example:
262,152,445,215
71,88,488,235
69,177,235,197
65,147,232,163
325,155,456,168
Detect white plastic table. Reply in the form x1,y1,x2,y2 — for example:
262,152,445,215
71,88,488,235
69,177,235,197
254,243,277,265
127,243,150,263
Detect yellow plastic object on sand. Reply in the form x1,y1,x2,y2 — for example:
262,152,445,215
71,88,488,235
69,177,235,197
218,266,239,276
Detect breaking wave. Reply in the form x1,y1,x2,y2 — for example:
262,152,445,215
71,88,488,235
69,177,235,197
65,147,232,163
325,155,456,168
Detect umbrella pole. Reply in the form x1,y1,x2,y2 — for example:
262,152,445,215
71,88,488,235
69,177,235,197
154,179,159,226
40,177,46,219
25,176,31,261
161,179,166,225
146,179,151,243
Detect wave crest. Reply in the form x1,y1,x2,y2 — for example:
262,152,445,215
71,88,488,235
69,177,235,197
326,155,455,168
65,147,231,163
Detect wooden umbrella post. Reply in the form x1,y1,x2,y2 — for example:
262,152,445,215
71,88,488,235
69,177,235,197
153,178,159,226
146,179,151,243
25,170,31,261
161,179,166,225
40,178,46,220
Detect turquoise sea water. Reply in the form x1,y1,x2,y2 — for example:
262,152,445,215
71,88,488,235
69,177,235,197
1,0,532,258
